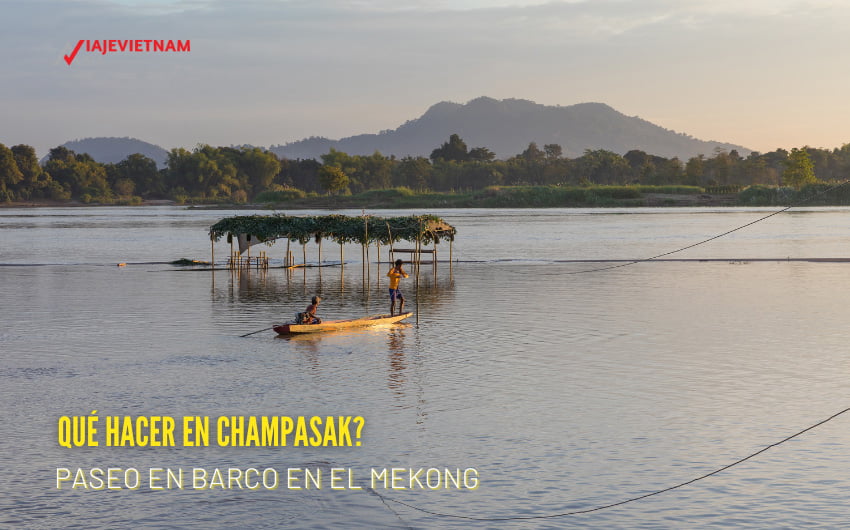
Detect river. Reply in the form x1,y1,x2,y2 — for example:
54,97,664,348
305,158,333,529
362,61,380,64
2,206,850,528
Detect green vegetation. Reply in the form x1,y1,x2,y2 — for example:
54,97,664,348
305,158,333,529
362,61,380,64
782,148,817,189
253,187,307,202
171,258,210,266
245,184,712,208
737,182,850,206
209,214,456,246
3,135,850,207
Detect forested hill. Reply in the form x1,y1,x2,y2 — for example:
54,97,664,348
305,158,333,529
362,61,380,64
270,97,749,161
45,137,169,167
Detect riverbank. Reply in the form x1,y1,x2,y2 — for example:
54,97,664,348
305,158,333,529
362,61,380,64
5,184,849,209
221,186,741,209
0,199,178,208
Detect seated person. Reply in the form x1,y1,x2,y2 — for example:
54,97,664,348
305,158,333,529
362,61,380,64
297,296,322,324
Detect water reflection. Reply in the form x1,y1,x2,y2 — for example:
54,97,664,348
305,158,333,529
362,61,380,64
210,260,457,325
387,327,407,397
8,207,850,527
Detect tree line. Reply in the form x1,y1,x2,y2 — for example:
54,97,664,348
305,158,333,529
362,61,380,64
0,134,842,203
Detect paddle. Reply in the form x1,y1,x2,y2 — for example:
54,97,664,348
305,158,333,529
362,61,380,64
240,326,274,337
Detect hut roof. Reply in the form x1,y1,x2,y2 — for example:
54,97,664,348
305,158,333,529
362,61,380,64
209,214,456,247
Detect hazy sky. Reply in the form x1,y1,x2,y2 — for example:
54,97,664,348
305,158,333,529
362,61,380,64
2,0,849,158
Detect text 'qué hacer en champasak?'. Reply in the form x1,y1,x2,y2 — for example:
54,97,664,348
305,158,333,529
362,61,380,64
57,413,366,448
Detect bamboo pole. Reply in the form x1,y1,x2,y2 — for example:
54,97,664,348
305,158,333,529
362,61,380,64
210,235,215,270
362,213,368,278
415,234,421,326
386,222,394,265
433,239,438,279
416,236,421,286
286,239,291,267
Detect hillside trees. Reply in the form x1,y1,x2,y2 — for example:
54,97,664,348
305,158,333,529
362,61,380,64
430,134,469,163
277,157,321,192
6,135,850,204
318,165,350,195
43,148,110,201
223,146,280,195
574,149,631,185
11,145,41,187
0,144,23,201
110,153,163,198
782,147,817,189
393,156,432,190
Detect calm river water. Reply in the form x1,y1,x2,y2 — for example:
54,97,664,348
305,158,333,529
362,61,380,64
2,206,850,528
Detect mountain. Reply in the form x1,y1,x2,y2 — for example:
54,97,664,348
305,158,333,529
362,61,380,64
270,97,749,161
49,137,170,167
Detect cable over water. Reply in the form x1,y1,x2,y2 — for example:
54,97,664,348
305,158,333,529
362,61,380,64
367,183,850,521
562,180,850,274
371,405,850,521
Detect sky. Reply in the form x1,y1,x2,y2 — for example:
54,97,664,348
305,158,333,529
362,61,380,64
2,0,850,158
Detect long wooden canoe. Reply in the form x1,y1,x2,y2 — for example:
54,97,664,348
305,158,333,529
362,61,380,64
273,312,412,335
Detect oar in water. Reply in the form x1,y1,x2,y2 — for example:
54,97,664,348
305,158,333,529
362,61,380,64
240,326,274,337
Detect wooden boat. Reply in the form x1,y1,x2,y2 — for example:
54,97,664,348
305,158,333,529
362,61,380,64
273,312,412,335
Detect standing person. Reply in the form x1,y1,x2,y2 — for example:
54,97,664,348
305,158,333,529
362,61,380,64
387,259,408,315
300,296,322,324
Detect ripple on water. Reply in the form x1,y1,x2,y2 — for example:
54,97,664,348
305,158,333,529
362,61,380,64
4,208,850,527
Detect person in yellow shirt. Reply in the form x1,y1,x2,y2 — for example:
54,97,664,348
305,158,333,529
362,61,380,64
386,259,409,315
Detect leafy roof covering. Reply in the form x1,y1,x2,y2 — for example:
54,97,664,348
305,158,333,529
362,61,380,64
209,214,456,245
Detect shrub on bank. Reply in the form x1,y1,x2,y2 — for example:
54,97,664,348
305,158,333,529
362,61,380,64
356,187,416,201
254,188,307,202
737,185,780,205
635,185,702,195
797,182,850,205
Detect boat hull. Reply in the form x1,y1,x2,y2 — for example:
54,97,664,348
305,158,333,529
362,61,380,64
273,312,412,335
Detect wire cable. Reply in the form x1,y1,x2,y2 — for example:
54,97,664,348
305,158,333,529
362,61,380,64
559,181,850,274
370,183,850,521
374,405,850,521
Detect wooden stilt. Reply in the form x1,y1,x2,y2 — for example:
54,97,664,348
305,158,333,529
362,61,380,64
386,222,395,265
415,235,421,325
363,214,368,281
229,234,234,270
433,239,437,278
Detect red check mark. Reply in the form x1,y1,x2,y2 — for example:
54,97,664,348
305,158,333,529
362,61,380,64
64,40,84,65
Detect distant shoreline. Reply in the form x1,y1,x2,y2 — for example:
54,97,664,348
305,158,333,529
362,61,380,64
0,199,179,208
3,184,848,209
0,194,730,209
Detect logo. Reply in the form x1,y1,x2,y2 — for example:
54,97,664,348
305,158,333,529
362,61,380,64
64,39,191,65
